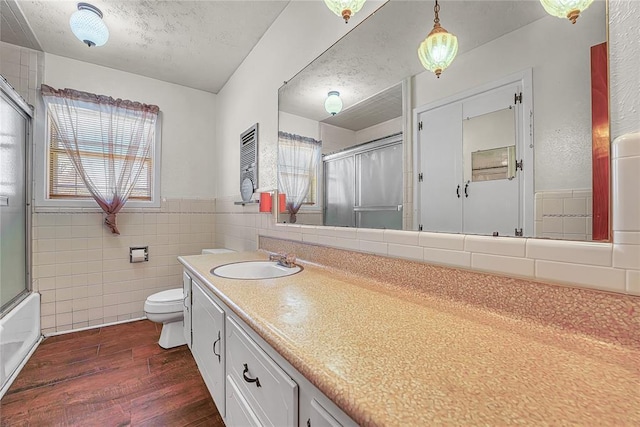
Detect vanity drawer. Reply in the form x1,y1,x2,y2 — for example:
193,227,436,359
226,317,298,427
226,375,262,427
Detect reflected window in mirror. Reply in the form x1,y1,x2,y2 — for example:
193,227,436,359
277,131,322,224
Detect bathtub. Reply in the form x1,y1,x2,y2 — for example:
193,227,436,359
0,293,41,398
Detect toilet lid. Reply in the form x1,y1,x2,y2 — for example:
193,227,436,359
147,288,183,303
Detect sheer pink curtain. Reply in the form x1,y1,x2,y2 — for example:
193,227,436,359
41,85,159,234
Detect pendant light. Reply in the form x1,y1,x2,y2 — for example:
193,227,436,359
324,0,366,23
70,2,109,47
539,0,594,24
325,91,343,116
417,0,458,78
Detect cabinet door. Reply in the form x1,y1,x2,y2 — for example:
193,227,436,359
418,102,464,233
226,375,262,427
308,399,342,427
192,281,226,417
182,272,192,349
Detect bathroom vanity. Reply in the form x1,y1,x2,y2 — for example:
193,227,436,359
179,251,639,426
181,252,356,427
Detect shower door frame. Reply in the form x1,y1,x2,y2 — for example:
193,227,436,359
0,76,33,317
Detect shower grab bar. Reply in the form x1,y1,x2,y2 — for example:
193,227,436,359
353,205,403,212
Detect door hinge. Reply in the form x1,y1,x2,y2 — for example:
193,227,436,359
418,173,423,182
514,92,522,104
516,160,523,171
419,224,423,231
515,228,523,237
418,121,423,131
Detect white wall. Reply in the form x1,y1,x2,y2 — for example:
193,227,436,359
609,0,640,138
43,53,217,199
413,4,606,192
30,53,219,333
215,1,386,197
355,116,403,145
320,122,356,154
279,111,320,140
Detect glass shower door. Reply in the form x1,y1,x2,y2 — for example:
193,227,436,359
0,86,29,311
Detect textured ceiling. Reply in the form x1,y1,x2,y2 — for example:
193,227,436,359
5,0,289,93
278,1,549,124
322,83,402,131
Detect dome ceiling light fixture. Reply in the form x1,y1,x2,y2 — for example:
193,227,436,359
539,0,594,24
70,2,109,47
324,91,343,116
417,0,458,79
324,0,367,23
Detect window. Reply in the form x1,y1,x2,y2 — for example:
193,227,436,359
278,140,319,206
39,101,161,207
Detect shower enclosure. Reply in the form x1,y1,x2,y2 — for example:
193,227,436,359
0,76,38,397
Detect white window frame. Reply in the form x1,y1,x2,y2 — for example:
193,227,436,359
35,99,162,209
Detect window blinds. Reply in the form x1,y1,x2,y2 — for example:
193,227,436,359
47,104,154,200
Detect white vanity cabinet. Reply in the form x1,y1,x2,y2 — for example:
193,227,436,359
183,267,357,427
182,272,192,348
191,278,226,418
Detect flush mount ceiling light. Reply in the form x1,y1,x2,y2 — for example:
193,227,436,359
324,0,366,23
539,0,594,24
70,2,109,47
324,91,343,116
417,0,458,78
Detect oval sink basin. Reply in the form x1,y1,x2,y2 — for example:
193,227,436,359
211,261,302,280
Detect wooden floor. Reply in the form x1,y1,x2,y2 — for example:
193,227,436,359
0,320,224,427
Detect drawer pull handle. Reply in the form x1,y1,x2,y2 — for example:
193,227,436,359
183,294,189,307
242,363,261,387
212,331,221,363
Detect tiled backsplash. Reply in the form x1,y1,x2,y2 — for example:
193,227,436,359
535,189,593,241
259,236,640,349
213,196,267,252
33,198,216,334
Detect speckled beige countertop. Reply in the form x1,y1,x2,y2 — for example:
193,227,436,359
179,251,640,426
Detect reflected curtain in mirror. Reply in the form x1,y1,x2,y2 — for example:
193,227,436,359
41,85,158,234
277,131,321,223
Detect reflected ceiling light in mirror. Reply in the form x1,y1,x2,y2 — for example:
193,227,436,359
539,0,594,24
417,0,458,78
324,0,366,23
325,91,343,115
70,2,109,47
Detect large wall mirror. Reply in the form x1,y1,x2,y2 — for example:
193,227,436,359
277,0,609,242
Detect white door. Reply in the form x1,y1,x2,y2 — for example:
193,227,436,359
462,83,522,236
192,282,226,417
418,102,463,233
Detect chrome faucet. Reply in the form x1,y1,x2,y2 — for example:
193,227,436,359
269,252,297,268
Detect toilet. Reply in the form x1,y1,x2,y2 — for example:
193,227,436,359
144,248,235,349
144,288,186,349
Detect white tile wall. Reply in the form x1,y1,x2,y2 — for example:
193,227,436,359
535,189,593,241
0,41,43,105
33,198,216,334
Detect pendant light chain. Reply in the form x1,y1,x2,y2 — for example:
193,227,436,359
433,0,440,25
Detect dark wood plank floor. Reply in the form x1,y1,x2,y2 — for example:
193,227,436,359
0,320,225,427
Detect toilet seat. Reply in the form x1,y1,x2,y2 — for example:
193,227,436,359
144,289,183,314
